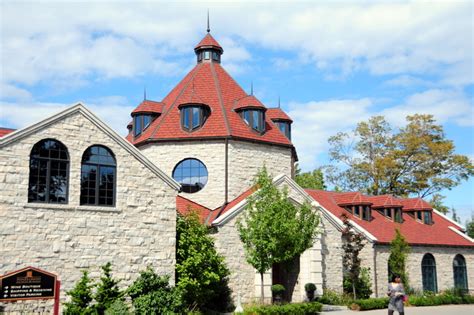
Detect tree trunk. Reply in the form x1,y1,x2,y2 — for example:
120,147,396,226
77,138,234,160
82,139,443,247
260,272,265,304
352,281,356,300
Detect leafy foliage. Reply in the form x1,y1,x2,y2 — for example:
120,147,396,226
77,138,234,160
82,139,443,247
408,288,474,306
466,215,474,238
388,229,411,288
326,115,473,199
95,262,122,314
317,289,353,305
343,267,373,299
271,284,286,295
243,302,323,315
104,300,131,315
350,297,389,310
64,270,95,315
304,283,316,292
295,164,326,190
127,267,183,315
176,212,233,312
237,166,320,302
429,194,450,214
341,215,366,299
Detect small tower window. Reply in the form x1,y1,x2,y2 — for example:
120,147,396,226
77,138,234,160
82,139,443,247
275,121,291,140
423,211,433,224
181,105,210,132
204,51,210,59
240,109,265,133
394,208,403,223
416,210,423,221
133,114,153,137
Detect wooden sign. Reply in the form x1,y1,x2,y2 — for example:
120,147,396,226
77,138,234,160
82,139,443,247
0,267,57,301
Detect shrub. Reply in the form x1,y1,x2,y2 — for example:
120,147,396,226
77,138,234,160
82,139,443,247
271,284,286,295
407,289,474,306
243,302,323,314
305,283,316,292
343,267,372,299
95,262,122,314
317,289,353,305
64,270,95,315
350,297,389,310
104,300,131,315
127,267,183,314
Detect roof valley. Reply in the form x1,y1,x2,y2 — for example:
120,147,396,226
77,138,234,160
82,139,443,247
210,62,232,135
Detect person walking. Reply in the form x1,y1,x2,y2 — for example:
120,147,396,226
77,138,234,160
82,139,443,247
387,274,405,315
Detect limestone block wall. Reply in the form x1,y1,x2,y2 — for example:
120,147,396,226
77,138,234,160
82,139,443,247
0,112,177,312
371,245,474,296
319,215,344,292
140,141,226,209
227,140,292,201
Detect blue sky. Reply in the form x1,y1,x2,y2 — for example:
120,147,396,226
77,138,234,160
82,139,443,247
1,1,473,222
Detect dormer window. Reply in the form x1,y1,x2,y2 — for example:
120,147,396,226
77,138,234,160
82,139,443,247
240,109,265,133
423,211,433,224
134,114,153,137
394,208,403,223
275,120,291,140
180,104,210,132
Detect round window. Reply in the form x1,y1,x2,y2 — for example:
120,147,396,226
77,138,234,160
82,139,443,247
172,158,208,193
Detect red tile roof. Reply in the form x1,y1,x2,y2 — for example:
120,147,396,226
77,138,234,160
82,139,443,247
267,108,293,123
366,194,403,208
306,189,473,247
194,33,223,52
176,195,217,224
132,100,164,115
0,128,15,137
234,95,267,111
399,198,432,211
126,34,294,150
333,192,373,205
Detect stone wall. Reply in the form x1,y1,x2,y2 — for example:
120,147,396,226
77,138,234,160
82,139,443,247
319,214,344,293
0,111,177,312
140,140,226,209
227,140,292,201
371,245,474,296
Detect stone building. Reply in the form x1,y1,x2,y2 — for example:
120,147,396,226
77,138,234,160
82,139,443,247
1,28,473,312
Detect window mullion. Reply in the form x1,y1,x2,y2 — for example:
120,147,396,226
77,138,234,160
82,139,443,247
95,164,100,205
46,159,51,202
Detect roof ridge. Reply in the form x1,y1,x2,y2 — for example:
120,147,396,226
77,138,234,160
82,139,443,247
210,62,232,135
149,63,203,139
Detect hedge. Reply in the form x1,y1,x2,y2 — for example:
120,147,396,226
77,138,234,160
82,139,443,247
243,302,323,315
408,293,474,306
350,297,389,310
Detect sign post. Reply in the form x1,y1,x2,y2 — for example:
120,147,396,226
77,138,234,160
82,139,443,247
0,267,59,314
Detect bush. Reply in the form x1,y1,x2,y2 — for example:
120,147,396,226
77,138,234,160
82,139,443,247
64,270,95,315
271,284,286,295
343,267,372,299
95,262,122,314
127,267,183,314
317,289,353,305
243,302,323,314
350,297,389,310
104,300,131,315
305,283,316,292
407,289,474,306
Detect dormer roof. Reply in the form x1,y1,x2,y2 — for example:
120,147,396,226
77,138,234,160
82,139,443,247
367,194,403,208
333,192,373,206
234,95,267,111
399,198,433,211
131,100,164,116
267,108,293,123
194,33,223,53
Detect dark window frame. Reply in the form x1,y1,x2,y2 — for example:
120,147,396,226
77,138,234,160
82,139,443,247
133,114,154,137
423,211,433,224
80,145,117,207
274,120,291,140
28,139,70,204
180,105,209,132
394,207,403,223
453,254,468,292
422,253,438,293
172,158,208,194
239,109,265,133
362,205,371,221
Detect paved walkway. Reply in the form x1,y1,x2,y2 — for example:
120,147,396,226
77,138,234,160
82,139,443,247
320,304,474,315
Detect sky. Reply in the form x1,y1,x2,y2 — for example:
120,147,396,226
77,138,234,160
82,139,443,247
1,0,473,222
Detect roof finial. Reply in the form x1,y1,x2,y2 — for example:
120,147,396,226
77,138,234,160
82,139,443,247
250,81,253,96
144,86,147,101
278,95,281,108
207,9,210,33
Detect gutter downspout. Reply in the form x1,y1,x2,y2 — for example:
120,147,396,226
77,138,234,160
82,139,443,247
373,243,378,297
225,137,228,203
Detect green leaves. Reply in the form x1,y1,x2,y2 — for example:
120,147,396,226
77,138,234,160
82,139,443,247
295,164,326,190
64,270,95,315
326,114,473,202
388,229,411,288
176,212,232,312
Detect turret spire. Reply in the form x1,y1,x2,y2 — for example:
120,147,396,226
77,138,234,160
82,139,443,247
250,81,253,96
144,86,147,101
207,10,210,33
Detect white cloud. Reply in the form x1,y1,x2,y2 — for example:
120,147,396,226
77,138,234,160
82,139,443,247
0,99,134,136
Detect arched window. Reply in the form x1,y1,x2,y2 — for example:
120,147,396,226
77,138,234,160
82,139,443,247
172,158,208,193
28,139,69,203
453,254,468,292
180,105,210,131
422,253,438,292
80,145,116,206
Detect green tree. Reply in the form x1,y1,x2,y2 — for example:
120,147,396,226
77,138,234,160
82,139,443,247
127,267,183,315
95,262,122,314
327,115,473,198
341,215,367,299
295,164,326,190
465,215,474,238
237,166,319,303
429,194,450,214
388,229,411,288
64,270,95,315
176,211,233,312
451,208,460,223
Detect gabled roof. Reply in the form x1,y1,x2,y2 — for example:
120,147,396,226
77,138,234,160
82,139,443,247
176,195,218,224
305,190,473,247
132,100,164,115
267,108,293,123
126,35,293,150
0,103,181,191
194,33,223,52
366,194,403,208
234,95,267,111
333,192,373,206
0,127,15,137
399,197,432,211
